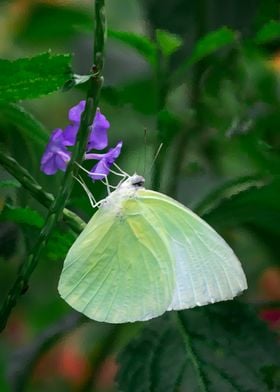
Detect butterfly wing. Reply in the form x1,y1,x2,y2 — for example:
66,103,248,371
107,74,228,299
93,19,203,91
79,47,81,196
137,189,247,310
58,197,175,323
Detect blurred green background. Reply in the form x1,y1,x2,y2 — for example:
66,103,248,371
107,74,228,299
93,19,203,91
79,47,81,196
1,0,280,391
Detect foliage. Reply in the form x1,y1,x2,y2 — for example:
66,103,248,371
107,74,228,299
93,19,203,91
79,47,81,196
0,1,280,392
0,53,72,102
118,302,280,392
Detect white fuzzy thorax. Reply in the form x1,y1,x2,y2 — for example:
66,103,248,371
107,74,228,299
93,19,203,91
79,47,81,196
100,174,145,211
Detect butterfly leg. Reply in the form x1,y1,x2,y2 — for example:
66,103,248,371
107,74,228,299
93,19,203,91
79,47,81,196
73,174,99,208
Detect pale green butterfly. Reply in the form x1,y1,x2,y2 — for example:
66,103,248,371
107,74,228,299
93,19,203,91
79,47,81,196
58,174,247,323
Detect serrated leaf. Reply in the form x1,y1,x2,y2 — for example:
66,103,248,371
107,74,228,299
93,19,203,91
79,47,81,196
156,29,183,57
199,176,280,235
0,52,72,102
117,302,280,392
0,205,44,228
172,27,236,85
255,21,280,44
194,175,267,217
108,30,157,66
0,102,48,146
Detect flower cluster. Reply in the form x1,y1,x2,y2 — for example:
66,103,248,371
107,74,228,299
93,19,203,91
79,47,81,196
40,100,122,180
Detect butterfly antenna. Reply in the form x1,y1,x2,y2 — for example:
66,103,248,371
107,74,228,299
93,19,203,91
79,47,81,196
150,143,163,173
143,128,147,177
73,174,99,209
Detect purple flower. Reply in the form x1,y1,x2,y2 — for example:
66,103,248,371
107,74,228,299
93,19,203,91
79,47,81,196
68,100,86,123
62,100,86,146
86,141,123,180
63,102,110,151
40,100,122,181
87,110,109,151
40,129,71,175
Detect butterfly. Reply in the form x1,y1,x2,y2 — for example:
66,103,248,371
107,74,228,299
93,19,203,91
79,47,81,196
58,174,247,323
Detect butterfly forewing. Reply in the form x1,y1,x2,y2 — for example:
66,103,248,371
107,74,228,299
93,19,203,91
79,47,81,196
58,197,175,323
137,189,248,310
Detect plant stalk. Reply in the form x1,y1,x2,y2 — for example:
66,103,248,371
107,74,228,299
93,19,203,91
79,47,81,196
0,0,107,333
0,151,85,233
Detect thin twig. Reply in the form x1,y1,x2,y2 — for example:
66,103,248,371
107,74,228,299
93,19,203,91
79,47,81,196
0,0,107,333
0,151,86,233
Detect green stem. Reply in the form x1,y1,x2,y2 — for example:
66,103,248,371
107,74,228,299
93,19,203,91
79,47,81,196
0,0,106,333
166,0,207,198
151,46,169,192
166,124,188,197
0,151,85,233
174,312,209,392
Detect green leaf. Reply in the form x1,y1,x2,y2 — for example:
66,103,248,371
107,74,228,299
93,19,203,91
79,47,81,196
172,27,236,85
0,205,44,228
0,179,21,189
194,175,267,217
156,29,183,57
102,79,157,115
0,52,72,102
0,102,48,146
158,109,182,143
197,176,280,235
117,302,280,392
43,230,76,261
255,20,280,44
108,30,157,66
189,27,236,65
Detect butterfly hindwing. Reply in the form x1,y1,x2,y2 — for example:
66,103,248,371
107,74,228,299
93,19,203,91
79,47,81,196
137,190,247,310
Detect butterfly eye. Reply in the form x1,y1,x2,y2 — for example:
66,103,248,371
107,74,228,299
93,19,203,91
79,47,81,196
131,175,145,188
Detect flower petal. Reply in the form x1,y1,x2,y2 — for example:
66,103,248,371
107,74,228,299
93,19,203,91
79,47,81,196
87,110,110,151
40,128,71,175
89,159,111,180
55,151,71,171
41,154,60,175
68,100,86,123
63,124,79,146
106,141,123,163
43,129,65,154
88,141,123,180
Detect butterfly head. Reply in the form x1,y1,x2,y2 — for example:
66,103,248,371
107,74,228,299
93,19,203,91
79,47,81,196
101,174,145,210
117,173,145,192
130,174,145,188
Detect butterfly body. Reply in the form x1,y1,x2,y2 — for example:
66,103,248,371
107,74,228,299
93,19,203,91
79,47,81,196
58,174,247,323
